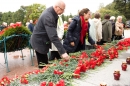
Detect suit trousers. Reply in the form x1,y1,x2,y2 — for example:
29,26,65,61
35,51,48,68
49,51,61,61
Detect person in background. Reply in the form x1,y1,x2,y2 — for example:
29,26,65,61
109,16,116,41
68,18,72,23
121,21,125,38
86,12,96,50
49,16,64,61
63,21,68,30
101,14,112,44
115,16,124,40
0,22,7,31
92,12,102,45
68,18,72,26
62,21,68,40
30,0,70,68
28,20,34,33
26,22,30,28
63,8,96,53
34,19,38,25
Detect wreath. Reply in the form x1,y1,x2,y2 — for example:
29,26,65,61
0,22,32,52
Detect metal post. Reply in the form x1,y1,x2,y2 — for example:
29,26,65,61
4,37,10,72
21,50,24,60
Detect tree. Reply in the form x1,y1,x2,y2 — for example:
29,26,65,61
12,6,26,24
23,4,46,24
69,13,73,18
98,7,126,22
0,12,3,24
97,2,127,22
61,13,75,23
114,0,130,19
0,4,46,25
61,14,65,22
1,11,14,25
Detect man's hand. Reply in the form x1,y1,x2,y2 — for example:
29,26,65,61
61,53,70,61
70,42,75,46
94,44,97,47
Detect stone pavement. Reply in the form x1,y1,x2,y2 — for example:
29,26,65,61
73,49,130,86
0,49,38,79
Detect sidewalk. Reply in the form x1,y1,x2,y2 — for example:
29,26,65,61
0,49,38,79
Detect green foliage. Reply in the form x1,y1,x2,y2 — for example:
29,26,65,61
23,4,46,23
114,0,130,20
0,26,31,40
0,4,76,25
0,12,2,23
61,14,74,22
12,7,26,24
0,26,31,52
0,11,14,25
0,34,30,52
99,8,118,18
63,29,67,39
0,4,46,25
98,3,127,22
61,14,65,22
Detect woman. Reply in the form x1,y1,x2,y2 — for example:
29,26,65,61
92,13,102,45
63,8,96,53
115,16,124,40
86,12,96,50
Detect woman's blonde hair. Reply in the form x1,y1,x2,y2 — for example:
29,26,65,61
117,16,122,20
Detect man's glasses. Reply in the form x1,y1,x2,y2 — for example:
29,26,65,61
57,6,64,11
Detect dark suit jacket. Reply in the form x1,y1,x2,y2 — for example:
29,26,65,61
28,23,34,33
30,6,66,55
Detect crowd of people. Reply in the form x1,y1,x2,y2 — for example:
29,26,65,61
30,0,125,68
0,20,35,33
0,0,125,69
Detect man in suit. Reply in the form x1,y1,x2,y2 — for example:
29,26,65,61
49,16,64,61
30,0,70,68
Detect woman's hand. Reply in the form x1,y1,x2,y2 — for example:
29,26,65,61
70,42,75,46
98,39,101,42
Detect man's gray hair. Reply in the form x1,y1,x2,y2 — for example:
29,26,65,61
110,16,115,20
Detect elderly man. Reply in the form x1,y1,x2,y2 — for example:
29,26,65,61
28,20,34,33
109,16,116,41
0,22,7,31
30,0,69,68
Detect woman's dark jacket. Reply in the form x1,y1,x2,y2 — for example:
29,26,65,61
63,16,95,53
